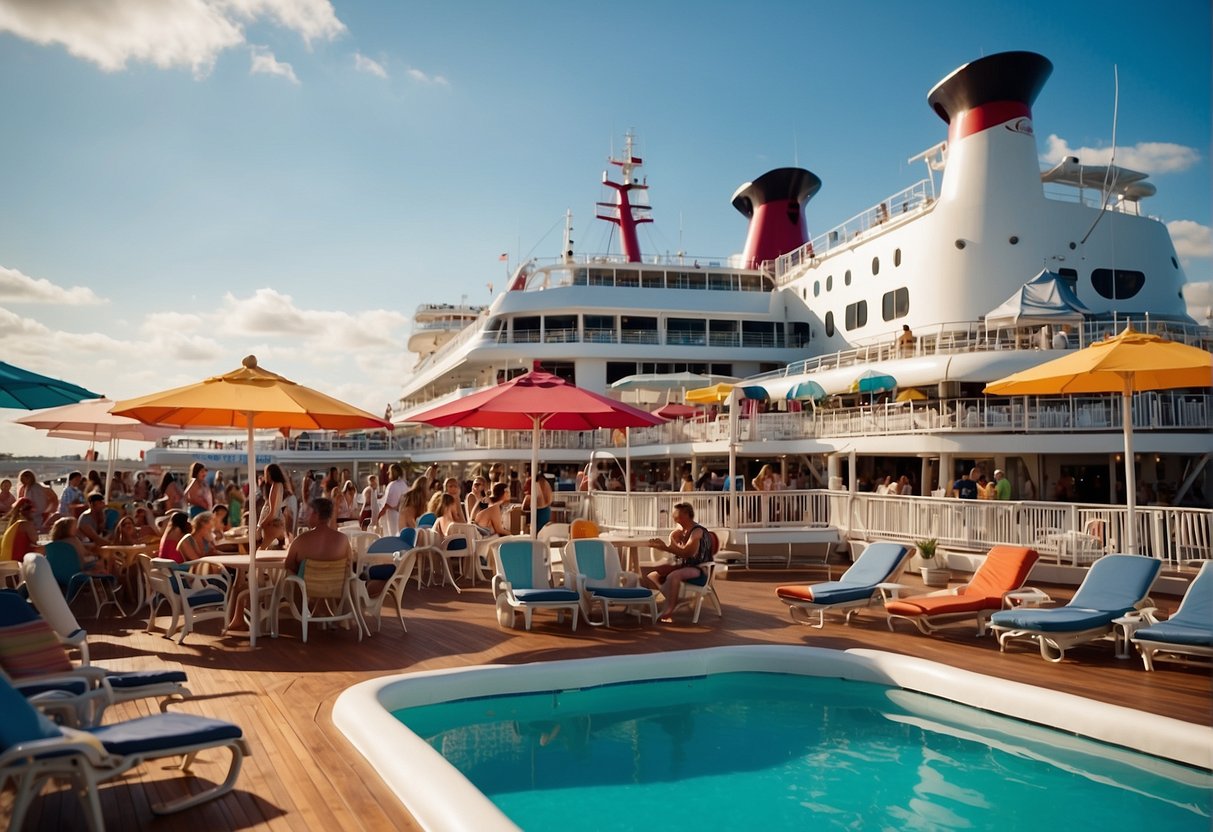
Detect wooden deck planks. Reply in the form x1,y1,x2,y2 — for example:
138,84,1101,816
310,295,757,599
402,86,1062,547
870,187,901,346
3,568,1210,830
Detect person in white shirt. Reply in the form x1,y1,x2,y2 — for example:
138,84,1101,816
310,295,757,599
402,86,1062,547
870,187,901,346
360,474,380,531
377,463,408,536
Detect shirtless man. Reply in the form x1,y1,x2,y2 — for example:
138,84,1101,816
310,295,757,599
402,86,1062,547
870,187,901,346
283,497,353,577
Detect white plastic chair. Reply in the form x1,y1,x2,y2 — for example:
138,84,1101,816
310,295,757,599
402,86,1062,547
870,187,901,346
671,562,722,624
355,551,417,635
271,559,362,643
562,539,656,626
493,539,580,631
142,556,230,644
434,523,479,592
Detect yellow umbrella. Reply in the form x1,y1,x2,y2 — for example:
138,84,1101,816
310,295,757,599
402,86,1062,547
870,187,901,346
895,388,928,402
113,355,391,646
685,382,734,405
985,326,1212,553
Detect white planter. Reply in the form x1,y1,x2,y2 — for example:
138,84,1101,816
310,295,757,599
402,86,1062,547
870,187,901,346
920,566,950,587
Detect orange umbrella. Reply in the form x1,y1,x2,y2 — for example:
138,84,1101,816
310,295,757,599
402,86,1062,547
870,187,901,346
113,356,390,645
985,326,1212,553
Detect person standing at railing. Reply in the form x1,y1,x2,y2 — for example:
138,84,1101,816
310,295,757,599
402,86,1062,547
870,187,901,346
994,469,1012,501
897,324,916,357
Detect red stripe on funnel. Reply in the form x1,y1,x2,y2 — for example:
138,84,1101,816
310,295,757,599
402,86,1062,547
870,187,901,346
950,100,1031,142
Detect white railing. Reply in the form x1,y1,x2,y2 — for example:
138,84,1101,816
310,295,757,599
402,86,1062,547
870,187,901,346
576,489,1211,568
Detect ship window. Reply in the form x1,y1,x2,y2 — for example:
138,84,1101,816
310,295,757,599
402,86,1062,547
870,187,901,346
545,315,577,343
872,257,880,276
642,272,665,289
1058,268,1078,284
788,321,810,348
573,269,590,286
708,273,733,291
667,318,707,346
739,274,764,292
826,275,833,292
616,272,640,288
742,321,776,347
881,287,909,321
825,311,835,337
1091,268,1145,300
1171,256,1179,269
894,248,902,267
588,269,614,287
845,300,868,331
844,271,852,286
708,319,739,348
813,281,820,297
513,316,540,343
584,315,616,343
621,316,658,344
544,362,576,384
711,363,733,376
606,362,637,384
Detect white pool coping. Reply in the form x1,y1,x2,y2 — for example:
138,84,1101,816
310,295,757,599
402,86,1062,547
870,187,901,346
333,646,1213,832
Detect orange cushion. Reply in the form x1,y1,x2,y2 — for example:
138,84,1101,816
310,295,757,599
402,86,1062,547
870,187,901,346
570,519,600,539
776,586,814,602
964,546,1039,602
886,595,996,616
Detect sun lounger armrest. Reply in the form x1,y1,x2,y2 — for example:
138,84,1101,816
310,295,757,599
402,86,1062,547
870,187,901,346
491,576,511,597
1121,607,1162,624
0,732,113,767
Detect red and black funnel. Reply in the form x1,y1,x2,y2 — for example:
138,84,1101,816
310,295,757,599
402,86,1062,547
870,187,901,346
732,167,822,269
928,51,1052,142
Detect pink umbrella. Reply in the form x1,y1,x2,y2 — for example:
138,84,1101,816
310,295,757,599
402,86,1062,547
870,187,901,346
652,402,699,420
407,370,663,535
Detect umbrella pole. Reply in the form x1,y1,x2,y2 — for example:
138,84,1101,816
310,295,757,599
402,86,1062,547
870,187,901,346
247,414,259,647
727,388,738,530
530,416,539,539
104,436,116,504
625,427,632,534
1121,386,1138,554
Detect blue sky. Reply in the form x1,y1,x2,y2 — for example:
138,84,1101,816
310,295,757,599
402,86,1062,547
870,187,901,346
1,0,1210,456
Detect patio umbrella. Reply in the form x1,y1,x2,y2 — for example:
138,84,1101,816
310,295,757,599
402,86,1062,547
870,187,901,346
786,380,827,403
15,398,174,499
739,385,769,401
984,326,1212,553
652,402,699,419
406,369,663,535
112,355,391,646
610,371,738,392
896,388,928,402
850,370,897,394
685,382,734,405
0,361,101,410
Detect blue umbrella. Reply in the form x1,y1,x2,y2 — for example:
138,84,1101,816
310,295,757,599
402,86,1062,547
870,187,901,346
740,385,770,401
786,380,827,402
0,362,102,410
850,370,897,394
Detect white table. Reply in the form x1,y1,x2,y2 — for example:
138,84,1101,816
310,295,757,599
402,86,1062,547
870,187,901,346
601,534,662,574
1111,614,1149,660
875,582,914,603
1002,587,1053,609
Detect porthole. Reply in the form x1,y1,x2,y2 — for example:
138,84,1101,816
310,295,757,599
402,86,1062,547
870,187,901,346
1069,242,1077,250
826,275,833,292
872,257,880,276
1172,256,1179,269
894,248,902,267
825,311,834,337
813,281,820,297
1009,235,1019,245
955,240,966,250
844,271,852,286
1091,268,1145,300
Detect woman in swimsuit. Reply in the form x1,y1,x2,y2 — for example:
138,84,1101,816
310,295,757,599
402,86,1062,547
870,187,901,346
177,511,216,563
183,461,213,518
464,477,488,526
158,511,191,563
257,464,288,547
473,483,511,536
1,498,43,562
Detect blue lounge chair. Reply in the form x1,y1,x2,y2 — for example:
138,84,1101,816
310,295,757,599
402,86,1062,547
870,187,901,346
563,539,657,627
493,539,580,631
0,590,189,726
775,541,911,628
1129,562,1213,671
44,541,122,617
0,673,248,831
989,554,1161,662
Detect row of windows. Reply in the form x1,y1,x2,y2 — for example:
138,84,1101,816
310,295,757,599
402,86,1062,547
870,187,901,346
572,268,771,292
605,362,734,385
805,248,904,300
488,315,810,348
1055,267,1145,301
823,287,911,336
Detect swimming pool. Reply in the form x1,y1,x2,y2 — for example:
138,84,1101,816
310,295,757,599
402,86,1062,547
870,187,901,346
334,647,1213,831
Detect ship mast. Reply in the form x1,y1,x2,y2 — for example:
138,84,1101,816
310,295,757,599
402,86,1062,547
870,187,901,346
597,132,652,263
561,209,575,265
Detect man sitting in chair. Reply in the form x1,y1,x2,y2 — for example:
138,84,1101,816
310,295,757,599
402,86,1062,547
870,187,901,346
283,497,353,577
644,502,712,623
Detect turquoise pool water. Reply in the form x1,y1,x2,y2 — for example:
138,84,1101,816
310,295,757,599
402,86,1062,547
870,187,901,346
395,672,1212,831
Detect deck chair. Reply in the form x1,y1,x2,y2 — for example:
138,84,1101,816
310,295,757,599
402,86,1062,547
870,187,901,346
990,554,1161,662
21,553,90,664
44,541,122,618
0,673,248,831
563,539,656,627
709,528,747,568
777,541,912,628
670,561,723,624
434,523,479,592
142,556,229,644
493,539,580,631
355,551,417,635
1129,562,1213,671
0,591,188,727
885,546,1039,636
417,512,437,529
272,559,362,643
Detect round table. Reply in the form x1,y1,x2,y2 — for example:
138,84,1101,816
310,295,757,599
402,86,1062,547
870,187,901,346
600,534,665,574
195,552,289,637
97,543,157,611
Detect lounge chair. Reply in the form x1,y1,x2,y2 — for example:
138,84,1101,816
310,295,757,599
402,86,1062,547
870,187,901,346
990,554,1161,662
493,539,580,631
0,590,189,727
777,541,911,628
1129,562,1212,671
885,546,1039,636
562,539,656,626
21,553,91,664
0,673,248,831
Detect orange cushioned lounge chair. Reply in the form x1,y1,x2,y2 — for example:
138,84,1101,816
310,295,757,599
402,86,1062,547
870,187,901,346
885,546,1039,636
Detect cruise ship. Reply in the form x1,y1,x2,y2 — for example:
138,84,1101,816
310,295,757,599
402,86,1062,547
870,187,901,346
145,51,1212,545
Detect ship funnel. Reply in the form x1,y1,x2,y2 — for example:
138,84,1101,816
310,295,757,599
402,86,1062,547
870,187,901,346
927,51,1052,206
732,167,822,269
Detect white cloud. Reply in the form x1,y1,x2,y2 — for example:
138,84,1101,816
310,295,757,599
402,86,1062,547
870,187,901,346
406,67,449,86
0,0,343,78
1182,281,1212,325
0,265,105,305
1167,220,1213,263
249,46,299,84
1041,135,1201,175
353,51,387,79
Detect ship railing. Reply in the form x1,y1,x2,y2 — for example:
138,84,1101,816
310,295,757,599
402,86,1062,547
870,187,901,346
1042,182,1145,216
579,488,1210,568
771,179,936,284
412,313,493,375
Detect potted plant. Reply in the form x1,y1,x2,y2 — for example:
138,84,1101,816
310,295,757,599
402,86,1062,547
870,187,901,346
916,538,949,587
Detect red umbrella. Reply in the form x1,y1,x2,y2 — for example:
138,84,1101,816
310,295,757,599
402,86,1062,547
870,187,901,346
652,402,699,420
407,370,663,534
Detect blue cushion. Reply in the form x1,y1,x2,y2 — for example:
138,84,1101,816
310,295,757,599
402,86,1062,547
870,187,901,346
88,712,242,755
0,674,64,750
839,542,909,587
367,537,406,555
513,588,579,604
366,564,396,582
990,607,1122,632
446,538,468,551
804,583,879,605
17,679,89,697
1134,621,1213,647
0,591,38,626
186,590,225,607
1069,555,1160,611
106,670,188,689
589,587,653,600
685,570,709,587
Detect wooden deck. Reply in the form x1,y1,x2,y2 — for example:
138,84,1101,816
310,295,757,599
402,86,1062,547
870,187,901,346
6,569,1210,831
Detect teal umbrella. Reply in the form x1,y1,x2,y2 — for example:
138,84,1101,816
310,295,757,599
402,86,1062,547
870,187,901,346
740,385,770,401
786,380,827,402
849,370,897,394
0,362,102,410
